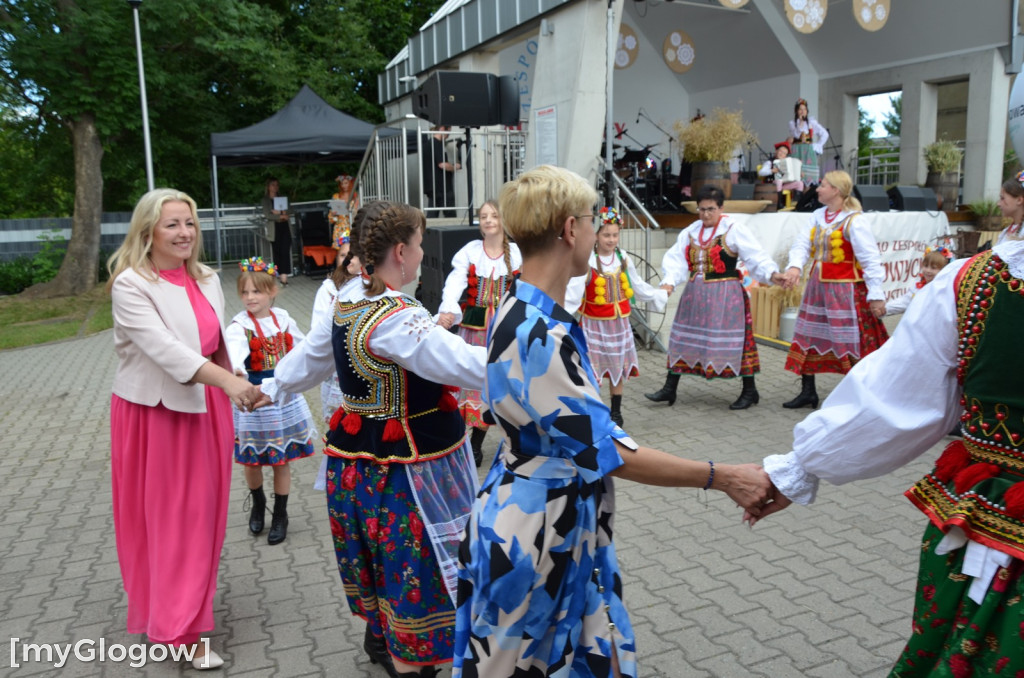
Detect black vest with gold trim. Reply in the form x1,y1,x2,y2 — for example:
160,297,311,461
905,251,1024,559
327,295,466,463
684,231,740,282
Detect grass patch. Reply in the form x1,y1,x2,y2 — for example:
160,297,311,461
0,284,113,350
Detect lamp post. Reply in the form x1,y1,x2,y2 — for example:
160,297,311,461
127,0,154,191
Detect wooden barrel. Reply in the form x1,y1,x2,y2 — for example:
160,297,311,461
690,161,732,200
753,183,778,212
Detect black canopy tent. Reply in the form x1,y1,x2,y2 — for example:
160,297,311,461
208,85,396,266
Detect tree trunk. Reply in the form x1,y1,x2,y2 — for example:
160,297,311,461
23,114,104,299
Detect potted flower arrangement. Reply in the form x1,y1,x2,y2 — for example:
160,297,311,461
674,108,757,200
923,139,963,210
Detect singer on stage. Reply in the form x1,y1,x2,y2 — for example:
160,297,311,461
787,98,828,185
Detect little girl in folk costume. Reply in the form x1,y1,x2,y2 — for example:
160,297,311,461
565,207,666,426
437,200,522,466
885,246,953,316
226,257,318,545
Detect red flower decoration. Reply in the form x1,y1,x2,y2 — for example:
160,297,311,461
406,589,421,604
375,476,386,493
341,465,358,490
953,463,1001,494
329,407,344,431
249,337,260,350
922,585,935,601
342,412,363,435
408,513,424,540
993,656,1009,672
382,418,404,442
934,441,970,483
948,653,972,678
366,517,379,541
1004,481,1024,519
330,517,344,538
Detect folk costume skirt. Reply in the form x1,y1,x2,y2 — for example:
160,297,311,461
580,314,639,386
456,325,489,429
110,388,233,645
792,141,819,184
667,277,758,379
889,523,1023,677
785,276,888,376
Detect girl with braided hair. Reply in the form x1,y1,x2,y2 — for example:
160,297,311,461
565,206,666,426
437,200,522,466
264,203,485,678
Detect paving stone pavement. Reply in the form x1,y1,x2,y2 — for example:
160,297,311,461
0,268,939,677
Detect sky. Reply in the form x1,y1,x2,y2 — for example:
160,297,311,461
859,91,899,138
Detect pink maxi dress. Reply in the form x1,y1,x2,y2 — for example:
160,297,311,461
110,266,234,646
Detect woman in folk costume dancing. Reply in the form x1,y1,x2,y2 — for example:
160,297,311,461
565,206,667,426
779,170,889,410
787,98,828,185
750,233,1024,677
453,165,773,678
645,185,785,410
262,203,485,678
436,199,521,467
226,257,318,545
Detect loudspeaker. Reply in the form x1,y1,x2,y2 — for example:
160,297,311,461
730,183,755,200
413,72,519,127
795,184,822,212
887,185,938,211
419,225,481,313
854,184,890,212
496,75,521,126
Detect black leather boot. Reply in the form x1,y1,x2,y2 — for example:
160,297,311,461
783,374,819,409
470,427,487,468
729,376,760,410
395,665,439,677
267,493,289,545
363,625,398,677
247,486,266,535
644,372,680,406
610,395,624,426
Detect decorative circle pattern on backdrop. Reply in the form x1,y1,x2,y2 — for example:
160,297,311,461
616,23,639,70
663,30,695,74
853,0,889,31
718,0,750,7
786,0,828,34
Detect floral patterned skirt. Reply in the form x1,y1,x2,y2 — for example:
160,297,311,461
325,455,460,666
889,523,1024,677
233,393,317,466
792,141,819,184
785,277,888,376
668,278,758,379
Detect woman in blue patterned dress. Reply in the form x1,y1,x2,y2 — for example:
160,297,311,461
453,165,775,678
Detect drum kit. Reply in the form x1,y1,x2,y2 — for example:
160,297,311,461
611,145,681,211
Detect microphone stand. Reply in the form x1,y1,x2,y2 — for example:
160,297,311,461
826,128,843,171
638,109,679,210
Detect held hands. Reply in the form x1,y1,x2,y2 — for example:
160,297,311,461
869,300,886,318
659,284,675,295
769,272,787,287
743,487,792,527
225,377,269,413
712,463,773,515
779,267,802,289
437,312,457,330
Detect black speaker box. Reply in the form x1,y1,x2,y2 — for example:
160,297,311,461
854,184,890,212
419,225,481,314
496,75,520,126
412,72,495,127
887,185,938,211
730,183,755,200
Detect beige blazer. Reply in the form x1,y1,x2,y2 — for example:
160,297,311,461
110,265,231,413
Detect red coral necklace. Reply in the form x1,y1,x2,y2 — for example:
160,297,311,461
824,209,840,224
248,310,286,364
697,219,720,247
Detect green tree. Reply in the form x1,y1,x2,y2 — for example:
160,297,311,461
882,93,902,138
858,106,874,157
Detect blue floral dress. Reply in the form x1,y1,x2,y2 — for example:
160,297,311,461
453,280,640,678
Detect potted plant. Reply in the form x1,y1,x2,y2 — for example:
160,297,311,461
674,108,757,200
968,198,1004,231
923,139,963,210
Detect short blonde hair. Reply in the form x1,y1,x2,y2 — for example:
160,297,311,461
498,165,597,257
106,188,208,291
823,170,862,212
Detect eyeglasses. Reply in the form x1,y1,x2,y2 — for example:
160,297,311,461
697,206,720,213
574,214,595,221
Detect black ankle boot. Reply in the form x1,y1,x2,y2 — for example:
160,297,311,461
469,427,487,468
395,666,439,677
645,372,681,406
267,493,289,545
247,486,266,535
783,374,819,409
363,626,397,677
729,376,760,410
610,395,624,426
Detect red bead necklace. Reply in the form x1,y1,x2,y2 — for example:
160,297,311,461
697,217,721,247
248,309,286,366
824,208,840,224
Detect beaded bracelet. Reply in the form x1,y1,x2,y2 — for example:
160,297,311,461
702,460,715,491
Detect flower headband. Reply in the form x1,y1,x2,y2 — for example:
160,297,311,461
239,256,279,277
1016,169,1024,188
336,174,354,184
925,246,954,261
795,98,808,107
599,206,623,226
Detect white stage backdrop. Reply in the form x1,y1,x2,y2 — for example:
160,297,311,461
722,210,952,306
